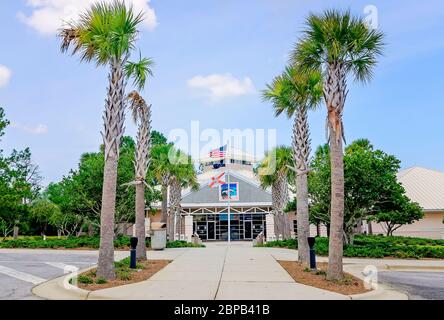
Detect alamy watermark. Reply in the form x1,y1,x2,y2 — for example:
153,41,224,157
166,120,277,174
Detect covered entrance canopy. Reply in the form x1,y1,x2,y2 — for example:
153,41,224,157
181,205,271,241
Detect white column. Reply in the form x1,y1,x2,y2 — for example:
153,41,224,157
266,214,275,242
185,215,194,243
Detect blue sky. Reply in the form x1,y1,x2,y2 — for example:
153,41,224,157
0,0,443,186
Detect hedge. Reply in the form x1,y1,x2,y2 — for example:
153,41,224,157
257,235,444,259
0,236,142,249
0,236,203,249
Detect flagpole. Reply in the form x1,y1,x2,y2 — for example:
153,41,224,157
227,141,231,244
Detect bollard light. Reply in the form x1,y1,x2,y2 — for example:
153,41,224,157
307,237,316,269
130,237,138,269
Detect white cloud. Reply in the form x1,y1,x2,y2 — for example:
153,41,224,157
0,65,12,87
187,73,255,102
18,0,157,35
11,122,48,135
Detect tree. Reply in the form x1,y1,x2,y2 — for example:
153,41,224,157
150,143,175,227
292,10,384,280
29,198,61,236
59,1,152,280
309,139,417,242
168,151,199,240
371,186,423,236
0,107,9,141
0,148,42,238
256,146,294,239
126,91,152,259
263,65,322,267
0,108,40,238
151,131,167,146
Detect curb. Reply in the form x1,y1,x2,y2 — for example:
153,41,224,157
385,265,444,271
32,266,94,300
349,286,384,300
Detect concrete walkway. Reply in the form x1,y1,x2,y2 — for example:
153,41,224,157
32,242,444,300
86,242,346,300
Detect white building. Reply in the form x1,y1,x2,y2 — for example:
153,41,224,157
372,166,444,239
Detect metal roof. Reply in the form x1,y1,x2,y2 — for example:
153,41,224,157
397,167,444,211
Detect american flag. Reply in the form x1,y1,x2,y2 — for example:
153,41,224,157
209,145,227,158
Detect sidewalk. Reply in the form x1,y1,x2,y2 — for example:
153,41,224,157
33,243,444,300
33,243,344,300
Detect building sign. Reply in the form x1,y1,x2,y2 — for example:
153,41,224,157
219,182,239,201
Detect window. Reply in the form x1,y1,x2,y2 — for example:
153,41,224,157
293,220,297,234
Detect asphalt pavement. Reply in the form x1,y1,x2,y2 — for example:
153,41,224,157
378,271,444,300
0,250,98,300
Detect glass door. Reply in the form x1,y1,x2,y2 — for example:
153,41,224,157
207,221,216,240
244,220,252,240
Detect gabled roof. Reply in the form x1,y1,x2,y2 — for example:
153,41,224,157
397,167,444,211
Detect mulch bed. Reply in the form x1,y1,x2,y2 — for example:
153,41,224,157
278,261,370,295
77,259,171,291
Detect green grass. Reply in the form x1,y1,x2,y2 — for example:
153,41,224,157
256,235,444,259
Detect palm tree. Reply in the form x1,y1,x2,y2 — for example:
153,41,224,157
150,144,174,228
126,91,153,260
263,65,322,267
256,146,294,240
168,152,199,240
292,10,384,280
59,1,152,279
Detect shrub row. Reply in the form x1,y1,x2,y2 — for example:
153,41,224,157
0,236,203,249
166,240,205,248
0,236,141,249
258,235,444,259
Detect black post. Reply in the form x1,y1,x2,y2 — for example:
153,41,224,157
130,237,138,269
307,237,316,269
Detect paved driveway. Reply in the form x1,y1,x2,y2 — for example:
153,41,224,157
378,271,444,300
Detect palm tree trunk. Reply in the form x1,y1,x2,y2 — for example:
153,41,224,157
324,61,347,281
97,58,126,280
161,184,168,223
135,182,147,259
274,173,291,240
293,107,310,267
271,185,282,239
327,132,345,280
98,156,118,280
296,173,310,266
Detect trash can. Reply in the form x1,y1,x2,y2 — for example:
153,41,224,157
150,222,167,250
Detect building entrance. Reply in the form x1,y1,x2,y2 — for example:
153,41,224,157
193,213,266,241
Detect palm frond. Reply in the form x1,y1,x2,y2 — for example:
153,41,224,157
126,90,147,123
58,0,144,66
263,65,322,119
124,57,154,90
291,9,384,84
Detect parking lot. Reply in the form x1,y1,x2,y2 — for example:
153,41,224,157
0,249,99,299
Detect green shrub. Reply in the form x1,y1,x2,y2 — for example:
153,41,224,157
95,277,107,284
115,257,144,270
78,275,93,284
256,239,297,248
0,236,134,249
166,240,205,248
116,269,131,281
258,235,444,259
